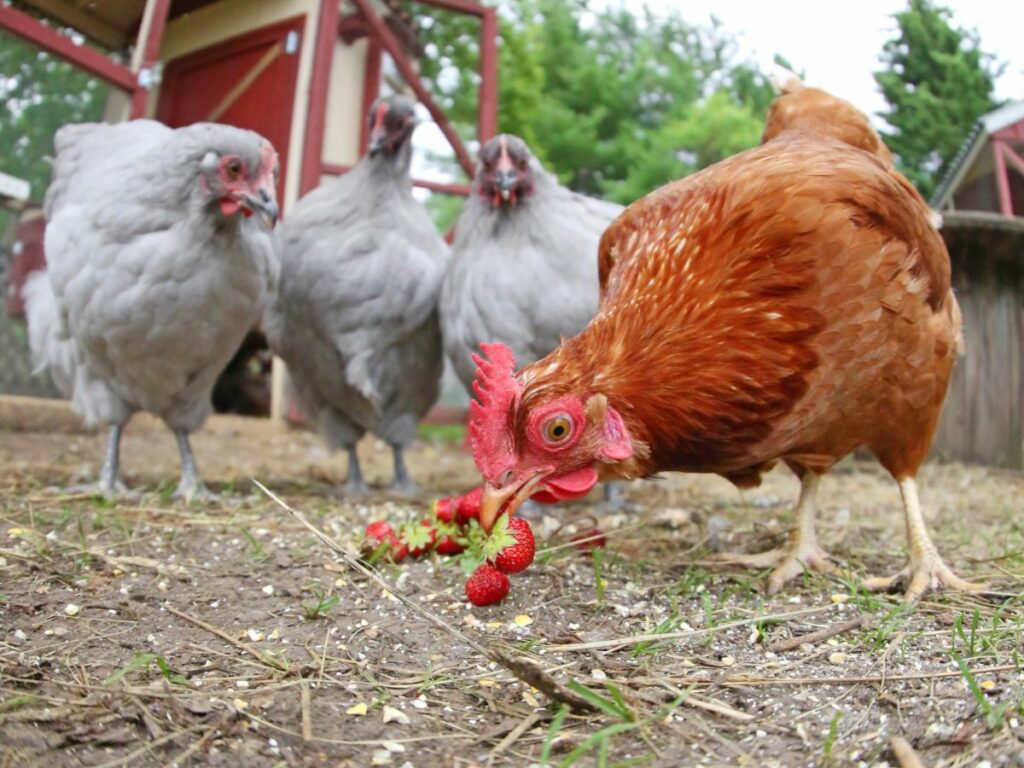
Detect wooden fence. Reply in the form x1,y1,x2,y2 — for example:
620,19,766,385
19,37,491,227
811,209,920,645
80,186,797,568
933,212,1024,468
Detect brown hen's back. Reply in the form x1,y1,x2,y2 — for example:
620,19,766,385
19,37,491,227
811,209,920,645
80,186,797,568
540,136,960,487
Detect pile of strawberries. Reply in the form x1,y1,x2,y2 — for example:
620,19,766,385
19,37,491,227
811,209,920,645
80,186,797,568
362,487,536,606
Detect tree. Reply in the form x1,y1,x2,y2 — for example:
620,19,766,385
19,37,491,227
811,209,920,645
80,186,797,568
0,30,109,203
414,0,774,205
874,0,1002,198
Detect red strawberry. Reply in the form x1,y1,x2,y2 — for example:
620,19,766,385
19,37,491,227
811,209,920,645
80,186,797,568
365,520,394,541
464,563,510,606
435,533,465,556
571,528,607,550
493,517,535,574
401,520,436,557
364,520,408,562
456,486,484,524
433,496,457,524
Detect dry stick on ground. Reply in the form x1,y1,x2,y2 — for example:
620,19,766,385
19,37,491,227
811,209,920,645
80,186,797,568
252,479,598,714
890,736,927,768
692,663,1020,688
767,615,867,653
163,604,288,672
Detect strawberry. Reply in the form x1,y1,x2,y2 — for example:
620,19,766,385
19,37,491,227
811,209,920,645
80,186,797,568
456,486,484,525
433,496,457,524
401,520,436,557
493,517,535,574
435,531,465,556
364,520,408,562
571,528,607,550
365,520,394,541
464,563,510,606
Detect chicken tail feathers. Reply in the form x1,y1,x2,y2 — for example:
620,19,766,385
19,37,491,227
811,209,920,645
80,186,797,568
22,270,77,398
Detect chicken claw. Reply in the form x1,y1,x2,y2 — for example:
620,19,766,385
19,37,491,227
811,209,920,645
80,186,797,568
708,540,837,594
707,473,837,593
863,557,987,602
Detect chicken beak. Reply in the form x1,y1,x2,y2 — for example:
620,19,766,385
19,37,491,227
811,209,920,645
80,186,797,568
245,188,279,229
479,473,544,533
496,170,518,202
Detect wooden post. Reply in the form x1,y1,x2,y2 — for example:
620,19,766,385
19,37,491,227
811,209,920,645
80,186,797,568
129,0,172,119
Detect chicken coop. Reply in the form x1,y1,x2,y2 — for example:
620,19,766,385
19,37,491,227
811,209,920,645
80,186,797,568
0,0,495,418
931,100,1024,468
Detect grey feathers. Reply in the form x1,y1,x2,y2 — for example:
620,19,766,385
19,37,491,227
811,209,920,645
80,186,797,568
441,136,623,390
265,118,448,450
26,119,279,432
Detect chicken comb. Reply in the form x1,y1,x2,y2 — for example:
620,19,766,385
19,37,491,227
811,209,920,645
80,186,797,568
468,343,522,478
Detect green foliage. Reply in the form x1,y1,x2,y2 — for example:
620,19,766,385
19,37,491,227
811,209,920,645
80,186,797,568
301,586,340,620
0,29,110,202
104,652,188,686
414,0,773,204
873,0,1002,198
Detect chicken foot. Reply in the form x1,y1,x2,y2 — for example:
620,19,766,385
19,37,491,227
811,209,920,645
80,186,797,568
863,477,987,601
708,472,837,594
344,446,369,496
390,445,418,496
173,430,213,502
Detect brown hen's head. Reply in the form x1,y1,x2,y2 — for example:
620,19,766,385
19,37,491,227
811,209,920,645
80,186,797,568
367,94,417,157
469,343,635,531
475,134,535,209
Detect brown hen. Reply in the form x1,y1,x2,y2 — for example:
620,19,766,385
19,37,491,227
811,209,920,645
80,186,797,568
467,81,982,600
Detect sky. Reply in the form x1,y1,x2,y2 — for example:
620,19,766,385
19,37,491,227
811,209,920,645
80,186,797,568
627,0,1024,124
413,0,1024,185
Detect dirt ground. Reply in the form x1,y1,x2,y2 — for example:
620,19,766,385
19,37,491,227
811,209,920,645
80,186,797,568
1,412,1023,767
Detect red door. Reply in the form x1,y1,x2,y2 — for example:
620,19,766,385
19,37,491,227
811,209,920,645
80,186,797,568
156,16,304,207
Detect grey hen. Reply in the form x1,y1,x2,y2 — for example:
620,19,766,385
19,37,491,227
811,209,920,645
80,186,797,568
265,95,448,494
441,134,625,506
441,134,623,391
25,120,280,499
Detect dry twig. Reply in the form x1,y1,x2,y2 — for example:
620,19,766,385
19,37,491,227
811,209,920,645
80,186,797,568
768,615,867,652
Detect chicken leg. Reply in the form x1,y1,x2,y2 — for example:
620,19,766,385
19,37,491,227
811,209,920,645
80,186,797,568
863,477,986,601
345,445,369,496
709,472,836,593
173,430,211,502
390,445,418,496
97,424,124,498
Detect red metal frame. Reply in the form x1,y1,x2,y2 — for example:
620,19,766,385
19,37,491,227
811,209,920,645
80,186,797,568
322,163,471,196
0,4,137,91
0,1,171,117
301,0,497,197
299,0,342,196
130,0,173,118
992,138,1024,217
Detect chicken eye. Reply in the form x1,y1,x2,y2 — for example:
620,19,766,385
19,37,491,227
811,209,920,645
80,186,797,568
224,158,243,181
542,414,573,444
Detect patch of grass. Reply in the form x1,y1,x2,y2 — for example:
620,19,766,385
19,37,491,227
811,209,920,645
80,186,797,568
105,652,188,686
301,587,340,620
241,527,269,563
822,710,842,764
417,423,466,444
548,684,691,767
592,548,606,605
631,611,683,658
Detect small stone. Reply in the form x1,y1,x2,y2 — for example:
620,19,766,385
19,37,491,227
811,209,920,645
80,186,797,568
830,593,849,604
232,698,248,710
235,680,250,689
64,604,80,616
829,652,847,665
261,585,274,596
478,678,496,688
411,696,428,710
591,669,607,681
13,629,27,642
382,740,406,752
980,680,996,691
246,628,265,642
371,750,392,765
156,580,169,592
347,702,368,716
513,614,533,627
382,705,410,725
268,627,280,640
720,656,736,666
